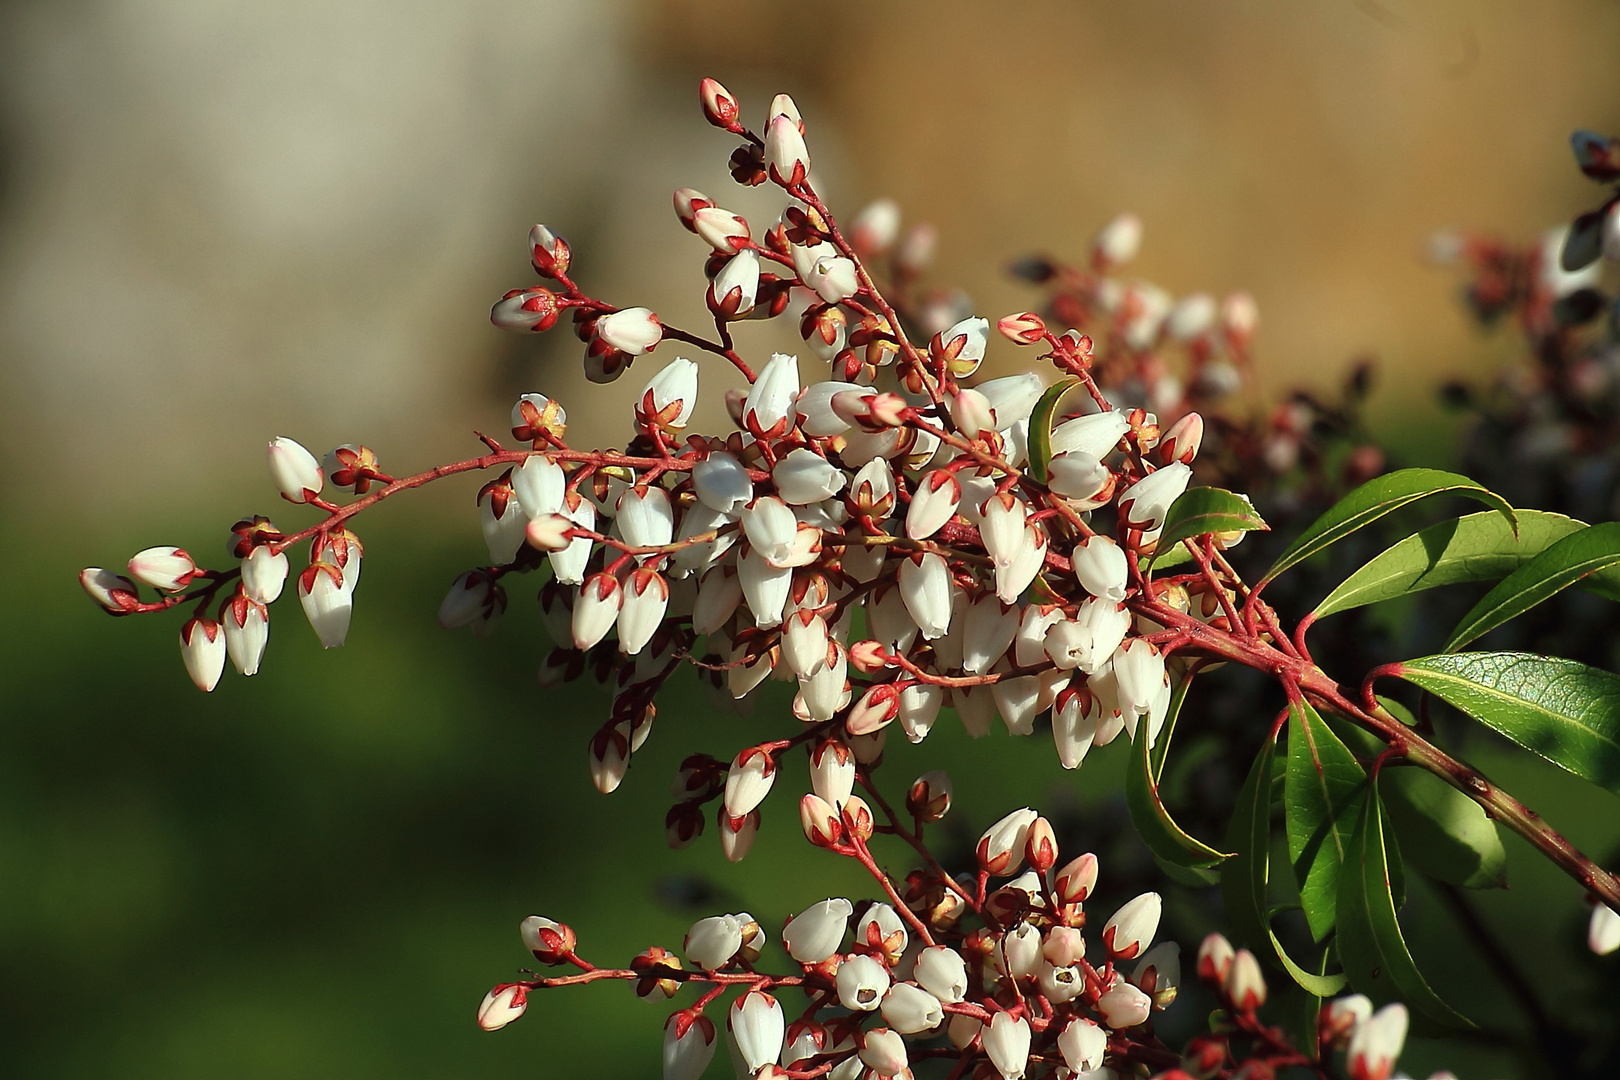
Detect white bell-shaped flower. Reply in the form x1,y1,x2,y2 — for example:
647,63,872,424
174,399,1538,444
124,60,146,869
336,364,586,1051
982,1012,1031,1080
297,564,351,649
640,357,700,429
571,573,622,650
913,945,968,1003
548,497,596,585
773,449,846,505
595,306,663,355
857,1027,908,1076
738,546,791,628
723,749,777,817
996,524,1047,603
880,983,942,1034
710,250,760,318
798,643,847,722
835,954,890,1011
906,470,962,540
1072,534,1129,602
1051,410,1131,459
692,565,743,635
781,898,852,963
1097,980,1152,1029
963,595,1019,676
1058,1018,1107,1073
240,545,288,604
1047,451,1110,502
796,380,864,437
1039,963,1086,1004
1347,1003,1409,1080
663,1015,718,1080
222,599,269,676
693,452,753,516
991,675,1043,736
617,569,669,655
740,496,797,565
897,553,952,639
618,487,676,550
513,455,566,518
1053,686,1101,770
808,740,855,808
975,372,1044,428
804,255,859,304
178,617,226,692
979,495,1028,567
684,914,743,970
1117,462,1192,531
729,990,785,1071
743,353,801,436
267,436,323,503
897,683,943,744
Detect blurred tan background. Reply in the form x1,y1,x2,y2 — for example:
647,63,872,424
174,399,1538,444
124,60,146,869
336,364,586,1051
2,0,1618,517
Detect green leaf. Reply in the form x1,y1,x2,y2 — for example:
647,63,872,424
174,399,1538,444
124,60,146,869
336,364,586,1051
1126,676,1233,868
1284,702,1368,941
1336,780,1474,1029
1395,652,1620,794
1221,731,1345,995
1223,736,1278,958
1148,543,1196,572
1382,768,1507,889
1442,522,1620,651
1312,510,1597,619
1261,469,1516,586
1156,487,1269,551
1026,378,1080,485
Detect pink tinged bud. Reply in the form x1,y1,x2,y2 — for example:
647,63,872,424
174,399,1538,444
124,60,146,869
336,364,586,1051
1043,926,1086,968
783,897,853,963
804,255,859,304
897,553,952,639
1055,852,1099,904
674,188,714,233
846,682,900,736
906,471,962,540
1097,980,1152,1030
597,306,663,355
490,287,560,332
548,497,596,585
572,574,622,650
1103,891,1162,961
665,1013,720,1080
128,546,197,592
1024,815,1058,873
1590,903,1620,955
239,545,288,604
178,617,226,692
897,684,943,744
1058,1018,1107,1073
699,76,740,129
851,198,901,256
1118,462,1192,531
80,567,140,612
267,437,323,503
950,388,996,439
765,114,811,187
1346,1003,1408,1080
744,352,801,438
1159,412,1204,466
773,448,845,505
724,748,777,817
476,984,528,1031
618,569,670,655
1093,212,1143,270
1196,932,1235,985
693,206,751,253
524,513,573,553
977,807,1037,877
685,914,743,970
799,792,843,848
880,984,942,1035
528,223,570,277
520,914,576,962
297,563,351,648
997,311,1047,345
730,990,786,1071
1320,993,1372,1050
983,1011,1031,1080
913,945,968,1003
1072,535,1129,602
976,373,1045,428
1223,948,1266,1012
222,595,269,676
835,954,890,1011
858,1027,908,1076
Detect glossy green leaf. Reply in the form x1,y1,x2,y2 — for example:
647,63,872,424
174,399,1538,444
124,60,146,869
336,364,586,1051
1396,652,1620,794
1284,702,1368,941
1336,781,1474,1029
1148,543,1196,572
1156,487,1269,551
1312,510,1598,619
1126,676,1232,868
1442,522,1620,652
1222,735,1278,958
1382,767,1507,889
1027,378,1080,485
1260,469,1516,586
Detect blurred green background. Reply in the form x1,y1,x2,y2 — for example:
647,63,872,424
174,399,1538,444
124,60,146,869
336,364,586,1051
4,1,1620,1076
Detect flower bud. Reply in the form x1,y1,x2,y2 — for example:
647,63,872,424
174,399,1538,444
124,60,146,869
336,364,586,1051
297,563,351,648
1196,932,1235,985
1097,980,1152,1029
897,683,943,744
976,373,1045,428
840,794,875,842
730,990,785,1071
518,915,577,964
267,437,323,503
931,316,989,379
221,593,269,676
800,793,843,848
765,114,810,187
982,1012,1031,1080
950,387,996,438
718,808,758,862
851,198,900,256
738,547,791,629
724,747,777,817
685,914,743,970
490,287,560,332
743,352,801,439
178,616,226,692
572,573,622,650
637,358,699,434
80,567,140,612
693,206,751,253
1159,412,1204,465
845,682,899,736
1224,948,1266,1012
1046,451,1110,503
1346,1003,1408,1080
664,1012,719,1080
783,898,852,963
804,255,859,304
1023,815,1057,873
906,470,962,540
619,568,670,655
596,306,663,356
476,984,528,1031
528,223,570,277
1103,891,1161,961
906,770,952,822
1118,463,1192,531
858,1027,908,1075
1320,993,1372,1051
128,546,198,592
976,807,1037,877
699,76,741,130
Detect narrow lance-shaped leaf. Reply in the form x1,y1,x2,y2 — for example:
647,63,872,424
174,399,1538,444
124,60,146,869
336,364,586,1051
1222,730,1347,996
1284,702,1367,942
1126,674,1232,868
1312,510,1608,620
1336,778,1474,1030
1026,378,1080,485
1261,468,1516,586
1156,487,1269,552
1395,652,1620,795
1442,522,1620,652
